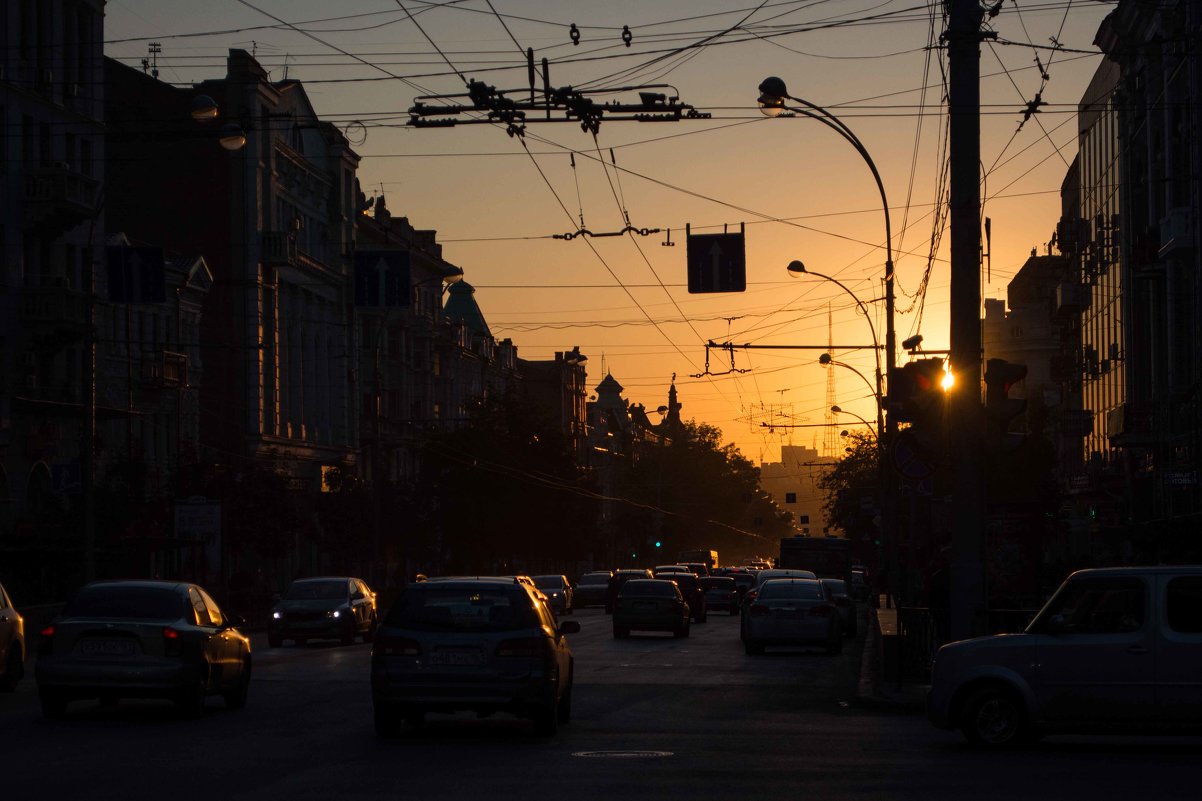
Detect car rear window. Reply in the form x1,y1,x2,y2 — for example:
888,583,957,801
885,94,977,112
759,582,823,600
702,577,735,590
620,581,675,598
64,586,186,620
286,580,347,600
823,580,847,594
732,574,755,588
579,574,610,585
532,575,566,589
384,586,539,632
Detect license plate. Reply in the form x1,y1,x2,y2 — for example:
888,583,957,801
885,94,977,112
633,601,657,609
429,649,484,666
78,638,138,657
774,608,802,619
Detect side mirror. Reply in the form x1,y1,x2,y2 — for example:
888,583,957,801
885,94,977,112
1046,614,1070,635
558,620,581,636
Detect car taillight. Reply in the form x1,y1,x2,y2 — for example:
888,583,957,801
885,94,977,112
809,604,834,618
376,635,421,656
749,604,769,617
746,590,758,602
39,624,55,657
163,626,184,657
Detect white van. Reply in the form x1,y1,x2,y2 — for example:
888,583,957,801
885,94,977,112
928,566,1202,746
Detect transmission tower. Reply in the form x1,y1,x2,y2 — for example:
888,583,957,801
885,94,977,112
823,305,837,456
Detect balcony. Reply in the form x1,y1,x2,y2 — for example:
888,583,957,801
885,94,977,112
1158,207,1194,258
262,231,298,267
20,281,88,336
23,165,101,231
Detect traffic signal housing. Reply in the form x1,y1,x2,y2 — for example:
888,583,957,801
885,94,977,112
984,358,1028,435
887,358,947,426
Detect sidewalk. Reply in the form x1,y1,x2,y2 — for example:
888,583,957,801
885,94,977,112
856,602,928,713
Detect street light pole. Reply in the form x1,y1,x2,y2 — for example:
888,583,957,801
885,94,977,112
760,77,897,602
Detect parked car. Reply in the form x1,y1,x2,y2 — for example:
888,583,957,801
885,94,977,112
269,577,377,647
573,572,612,607
743,578,841,656
371,578,578,737
532,575,574,616
701,576,740,615
928,566,1202,748
605,569,654,613
663,572,708,623
820,578,857,637
612,580,690,639
35,580,251,718
0,582,25,692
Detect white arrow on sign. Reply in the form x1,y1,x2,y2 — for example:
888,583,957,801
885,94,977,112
373,256,390,306
708,242,724,289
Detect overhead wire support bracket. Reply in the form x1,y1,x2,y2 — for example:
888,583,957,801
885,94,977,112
553,225,660,241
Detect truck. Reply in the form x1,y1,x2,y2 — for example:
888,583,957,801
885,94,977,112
677,549,719,572
778,536,851,584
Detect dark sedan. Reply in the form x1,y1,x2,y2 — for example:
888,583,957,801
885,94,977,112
604,569,654,613
612,580,690,638
269,577,377,647
701,576,740,615
573,572,612,608
663,572,707,623
35,580,251,718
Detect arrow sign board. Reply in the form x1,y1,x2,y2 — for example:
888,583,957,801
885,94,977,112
106,246,166,303
354,250,410,307
686,225,746,293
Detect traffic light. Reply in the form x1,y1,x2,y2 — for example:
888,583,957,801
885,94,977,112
984,358,1027,435
654,540,663,549
887,358,946,426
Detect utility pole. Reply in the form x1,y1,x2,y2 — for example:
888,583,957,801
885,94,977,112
946,0,991,640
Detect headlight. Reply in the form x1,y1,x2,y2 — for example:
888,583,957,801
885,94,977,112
272,611,281,620
329,609,342,619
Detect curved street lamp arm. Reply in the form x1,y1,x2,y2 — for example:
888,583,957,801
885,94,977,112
827,359,878,401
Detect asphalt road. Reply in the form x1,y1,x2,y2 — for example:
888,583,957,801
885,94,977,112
3,605,1199,800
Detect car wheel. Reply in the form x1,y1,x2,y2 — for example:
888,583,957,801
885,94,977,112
681,622,690,638
745,639,764,656
223,659,251,709
556,685,572,724
0,649,23,692
268,634,282,648
340,627,355,646
532,697,559,736
39,688,68,719
175,679,206,718
374,704,402,738
961,686,1030,748
696,611,707,624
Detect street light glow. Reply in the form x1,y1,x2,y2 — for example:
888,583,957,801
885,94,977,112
942,367,955,391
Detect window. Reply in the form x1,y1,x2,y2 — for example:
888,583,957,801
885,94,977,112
1039,577,1145,634
189,588,212,626
798,515,810,524
784,492,797,504
1167,577,1202,634
199,589,224,628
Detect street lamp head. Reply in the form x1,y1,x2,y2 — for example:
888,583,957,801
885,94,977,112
757,76,789,117
655,405,669,415
831,405,842,413
191,95,219,121
218,123,247,151
444,266,465,284
818,352,833,366
786,260,807,276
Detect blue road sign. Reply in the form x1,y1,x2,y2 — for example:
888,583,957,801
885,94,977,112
686,224,746,293
354,251,411,307
106,246,166,303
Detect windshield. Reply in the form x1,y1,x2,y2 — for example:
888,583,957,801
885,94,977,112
620,581,675,598
285,580,347,601
579,574,609,585
759,581,823,600
64,586,186,621
532,576,565,589
385,586,539,632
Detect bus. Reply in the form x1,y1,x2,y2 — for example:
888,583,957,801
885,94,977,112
777,536,851,584
677,549,719,572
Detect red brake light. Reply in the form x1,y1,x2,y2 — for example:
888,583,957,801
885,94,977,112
38,624,55,657
162,627,181,639
749,604,769,617
163,626,184,657
41,624,56,638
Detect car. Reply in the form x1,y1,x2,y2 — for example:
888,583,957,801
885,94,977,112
573,571,612,607
0,582,26,692
269,577,377,647
850,568,870,601
740,568,819,638
743,578,842,656
701,576,740,615
653,565,689,576
605,569,654,613
371,577,578,737
612,580,690,639
820,578,857,637
532,575,574,616
678,562,711,577
928,566,1202,748
662,572,707,623
35,580,252,718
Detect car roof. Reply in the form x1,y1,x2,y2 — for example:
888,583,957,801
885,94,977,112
760,577,821,587
1069,566,1202,578
291,576,355,584
83,580,189,592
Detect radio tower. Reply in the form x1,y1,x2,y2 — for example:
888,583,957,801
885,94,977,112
823,305,837,456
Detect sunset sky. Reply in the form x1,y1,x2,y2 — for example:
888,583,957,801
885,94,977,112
104,0,1116,466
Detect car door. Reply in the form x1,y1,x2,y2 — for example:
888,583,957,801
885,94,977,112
199,588,241,687
535,598,569,697
1156,574,1202,725
0,586,14,671
1032,574,1156,727
188,587,224,688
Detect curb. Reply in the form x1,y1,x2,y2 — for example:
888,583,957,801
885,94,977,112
855,607,928,714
